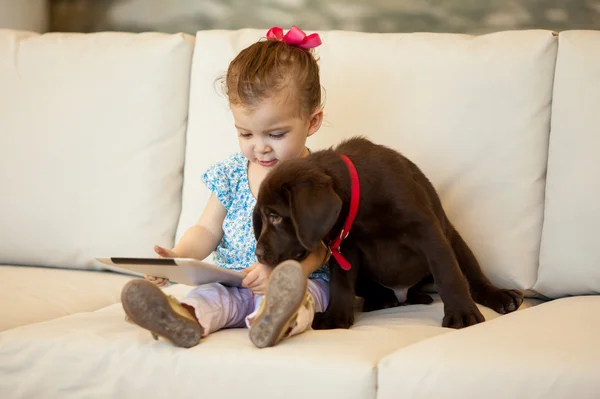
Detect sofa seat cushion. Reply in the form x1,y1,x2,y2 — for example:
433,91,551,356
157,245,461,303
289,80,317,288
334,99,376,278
0,265,134,331
0,283,539,399
377,295,599,399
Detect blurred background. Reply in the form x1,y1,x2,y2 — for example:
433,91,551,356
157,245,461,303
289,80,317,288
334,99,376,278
1,0,599,35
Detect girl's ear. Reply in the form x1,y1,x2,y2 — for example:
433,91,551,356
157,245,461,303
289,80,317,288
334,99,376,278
307,108,323,137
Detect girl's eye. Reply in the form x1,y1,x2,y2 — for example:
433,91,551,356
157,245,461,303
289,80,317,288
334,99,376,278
239,132,252,138
268,214,282,225
270,132,287,139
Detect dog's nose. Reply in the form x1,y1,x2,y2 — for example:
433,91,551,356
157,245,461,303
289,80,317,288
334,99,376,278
255,245,265,259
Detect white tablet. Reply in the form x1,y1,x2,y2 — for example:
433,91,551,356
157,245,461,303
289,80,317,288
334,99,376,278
96,257,244,287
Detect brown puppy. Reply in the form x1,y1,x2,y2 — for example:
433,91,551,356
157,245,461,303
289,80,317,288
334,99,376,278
253,136,523,330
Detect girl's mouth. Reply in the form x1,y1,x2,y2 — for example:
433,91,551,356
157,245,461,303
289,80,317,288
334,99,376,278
258,159,278,167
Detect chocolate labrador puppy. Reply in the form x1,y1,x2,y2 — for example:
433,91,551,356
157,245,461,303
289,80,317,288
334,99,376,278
253,136,523,330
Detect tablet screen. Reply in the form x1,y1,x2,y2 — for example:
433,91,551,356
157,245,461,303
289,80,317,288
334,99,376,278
110,257,177,266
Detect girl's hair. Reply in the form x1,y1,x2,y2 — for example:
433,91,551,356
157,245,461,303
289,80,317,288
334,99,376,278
222,39,322,117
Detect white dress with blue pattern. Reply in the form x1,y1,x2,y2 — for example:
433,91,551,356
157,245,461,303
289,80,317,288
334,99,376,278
201,152,329,282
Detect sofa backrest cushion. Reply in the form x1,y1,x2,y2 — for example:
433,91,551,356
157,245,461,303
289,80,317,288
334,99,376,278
178,29,558,291
0,30,194,270
535,30,600,298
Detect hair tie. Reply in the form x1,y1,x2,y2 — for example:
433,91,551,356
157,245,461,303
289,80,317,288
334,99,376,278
266,25,322,49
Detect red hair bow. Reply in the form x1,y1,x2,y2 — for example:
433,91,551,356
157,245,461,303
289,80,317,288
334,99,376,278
266,25,322,49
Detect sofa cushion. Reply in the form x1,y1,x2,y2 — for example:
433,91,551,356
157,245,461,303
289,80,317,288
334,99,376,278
178,29,557,292
377,296,599,399
0,30,194,270
535,31,600,298
0,283,539,399
0,265,134,331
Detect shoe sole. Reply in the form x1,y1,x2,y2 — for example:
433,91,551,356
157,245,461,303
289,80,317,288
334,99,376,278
121,280,203,348
249,260,307,348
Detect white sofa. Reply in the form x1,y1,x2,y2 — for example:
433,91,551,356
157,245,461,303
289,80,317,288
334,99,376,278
1,27,599,399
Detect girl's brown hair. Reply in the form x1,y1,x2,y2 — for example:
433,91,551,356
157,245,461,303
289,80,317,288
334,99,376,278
222,39,322,117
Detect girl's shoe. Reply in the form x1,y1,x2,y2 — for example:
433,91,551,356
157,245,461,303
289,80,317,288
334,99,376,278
249,260,309,348
121,279,203,348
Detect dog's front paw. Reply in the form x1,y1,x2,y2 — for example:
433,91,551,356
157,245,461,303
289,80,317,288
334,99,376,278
312,310,354,330
442,303,485,329
474,286,524,314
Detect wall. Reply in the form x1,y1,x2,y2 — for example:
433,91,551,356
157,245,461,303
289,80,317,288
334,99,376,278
50,0,600,35
0,0,48,32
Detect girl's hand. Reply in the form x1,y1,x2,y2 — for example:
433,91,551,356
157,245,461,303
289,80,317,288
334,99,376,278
154,245,179,258
241,262,272,296
145,245,179,287
144,274,169,287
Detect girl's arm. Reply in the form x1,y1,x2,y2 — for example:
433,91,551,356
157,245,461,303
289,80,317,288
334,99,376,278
149,194,226,286
299,242,329,278
165,194,227,260
242,242,329,295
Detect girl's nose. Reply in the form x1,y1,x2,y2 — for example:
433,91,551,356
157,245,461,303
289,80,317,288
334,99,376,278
255,140,271,154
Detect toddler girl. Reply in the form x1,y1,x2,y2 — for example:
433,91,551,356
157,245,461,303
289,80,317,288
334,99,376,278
121,25,330,349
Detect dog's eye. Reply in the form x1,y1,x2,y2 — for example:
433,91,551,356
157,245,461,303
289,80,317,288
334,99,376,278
268,213,282,225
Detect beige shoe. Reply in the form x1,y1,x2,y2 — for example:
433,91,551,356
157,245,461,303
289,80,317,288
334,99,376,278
249,260,309,348
121,279,203,348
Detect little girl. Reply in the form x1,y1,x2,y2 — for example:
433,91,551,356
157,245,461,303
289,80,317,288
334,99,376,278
121,25,330,349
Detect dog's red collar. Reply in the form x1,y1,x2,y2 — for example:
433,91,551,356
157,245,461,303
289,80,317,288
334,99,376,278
325,154,360,271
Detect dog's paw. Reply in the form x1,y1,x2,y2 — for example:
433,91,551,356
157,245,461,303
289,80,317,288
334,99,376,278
312,311,354,330
442,303,485,329
475,287,524,314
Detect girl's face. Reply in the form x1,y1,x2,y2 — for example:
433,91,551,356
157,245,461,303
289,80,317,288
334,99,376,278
231,94,322,170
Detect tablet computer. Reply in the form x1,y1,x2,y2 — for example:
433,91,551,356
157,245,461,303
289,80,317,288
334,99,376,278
96,257,244,287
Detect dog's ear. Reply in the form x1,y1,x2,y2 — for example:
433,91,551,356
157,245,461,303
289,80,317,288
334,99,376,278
288,175,342,251
252,204,263,241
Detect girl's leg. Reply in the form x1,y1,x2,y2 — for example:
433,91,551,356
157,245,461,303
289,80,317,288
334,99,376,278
247,260,330,348
180,283,255,336
121,280,254,348
277,242,329,336
121,279,203,348
284,278,329,338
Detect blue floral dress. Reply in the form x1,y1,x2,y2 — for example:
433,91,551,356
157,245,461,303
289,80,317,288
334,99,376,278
201,152,329,282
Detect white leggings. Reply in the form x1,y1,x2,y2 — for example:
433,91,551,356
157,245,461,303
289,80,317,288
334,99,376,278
180,279,329,337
